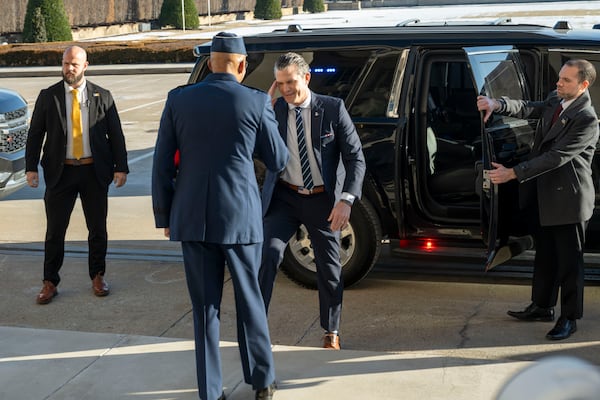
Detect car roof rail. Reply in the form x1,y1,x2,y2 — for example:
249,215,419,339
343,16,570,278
395,18,514,27
489,17,512,25
287,24,303,32
553,20,573,31
396,19,420,27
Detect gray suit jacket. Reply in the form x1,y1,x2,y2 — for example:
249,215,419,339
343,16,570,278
501,90,599,226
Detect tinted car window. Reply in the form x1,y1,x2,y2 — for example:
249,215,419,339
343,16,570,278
238,50,372,99
349,53,401,118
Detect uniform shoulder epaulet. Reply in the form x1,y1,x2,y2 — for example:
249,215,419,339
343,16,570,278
168,83,194,96
174,83,193,91
241,83,266,94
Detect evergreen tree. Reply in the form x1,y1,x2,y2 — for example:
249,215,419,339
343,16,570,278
303,0,325,13
254,0,282,20
159,0,199,29
31,7,48,43
23,0,72,43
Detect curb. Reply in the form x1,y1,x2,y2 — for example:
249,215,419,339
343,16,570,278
0,63,196,78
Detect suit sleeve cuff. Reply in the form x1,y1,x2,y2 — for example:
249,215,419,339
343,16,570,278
340,192,356,205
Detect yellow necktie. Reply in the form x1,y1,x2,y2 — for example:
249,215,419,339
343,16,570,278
71,89,83,160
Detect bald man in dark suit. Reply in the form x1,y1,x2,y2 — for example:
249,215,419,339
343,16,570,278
26,45,128,304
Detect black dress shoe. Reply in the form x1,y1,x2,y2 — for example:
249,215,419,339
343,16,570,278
546,317,577,340
256,382,276,400
507,302,554,322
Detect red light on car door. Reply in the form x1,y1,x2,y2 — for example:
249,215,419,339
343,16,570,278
423,239,435,251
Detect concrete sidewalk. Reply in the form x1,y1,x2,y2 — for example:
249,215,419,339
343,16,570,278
2,196,600,400
0,325,534,400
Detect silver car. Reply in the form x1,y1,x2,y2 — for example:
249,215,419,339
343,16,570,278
0,87,28,199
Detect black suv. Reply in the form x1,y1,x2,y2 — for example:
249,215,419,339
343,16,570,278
188,20,600,288
0,87,28,199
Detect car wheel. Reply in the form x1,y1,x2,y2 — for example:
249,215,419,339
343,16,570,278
280,198,382,289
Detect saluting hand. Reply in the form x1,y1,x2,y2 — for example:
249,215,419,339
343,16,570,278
268,80,278,108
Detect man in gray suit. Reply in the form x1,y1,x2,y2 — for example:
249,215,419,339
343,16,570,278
259,52,366,350
152,33,288,400
477,59,598,340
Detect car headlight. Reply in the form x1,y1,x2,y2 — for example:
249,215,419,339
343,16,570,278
0,172,12,182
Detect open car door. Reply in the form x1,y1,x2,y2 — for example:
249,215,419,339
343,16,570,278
464,46,535,271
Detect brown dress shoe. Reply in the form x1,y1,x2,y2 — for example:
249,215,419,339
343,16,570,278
37,280,57,304
92,274,109,296
255,382,276,400
323,332,341,350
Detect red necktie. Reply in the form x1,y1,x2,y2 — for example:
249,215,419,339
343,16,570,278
551,103,563,125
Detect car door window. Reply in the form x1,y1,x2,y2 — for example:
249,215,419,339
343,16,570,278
348,53,401,118
241,50,372,101
465,46,533,269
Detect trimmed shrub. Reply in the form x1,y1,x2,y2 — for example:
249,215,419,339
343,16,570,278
23,0,73,43
254,0,282,20
159,0,200,29
0,39,207,67
303,0,325,13
31,7,48,43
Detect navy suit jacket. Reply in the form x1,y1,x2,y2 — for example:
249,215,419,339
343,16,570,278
261,91,366,214
152,73,288,244
25,80,129,189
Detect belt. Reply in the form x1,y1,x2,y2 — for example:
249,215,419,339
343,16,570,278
279,180,325,195
64,157,94,166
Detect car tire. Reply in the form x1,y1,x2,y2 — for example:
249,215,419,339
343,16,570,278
280,198,382,289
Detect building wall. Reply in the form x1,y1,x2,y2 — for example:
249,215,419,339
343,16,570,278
0,0,256,34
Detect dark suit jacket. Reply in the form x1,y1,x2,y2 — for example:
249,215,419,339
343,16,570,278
261,91,366,214
503,90,599,226
152,73,288,244
25,80,129,189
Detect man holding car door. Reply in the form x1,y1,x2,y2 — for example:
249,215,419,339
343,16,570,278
477,59,598,341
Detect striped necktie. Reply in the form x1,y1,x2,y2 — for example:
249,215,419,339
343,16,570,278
71,89,83,159
295,107,314,190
